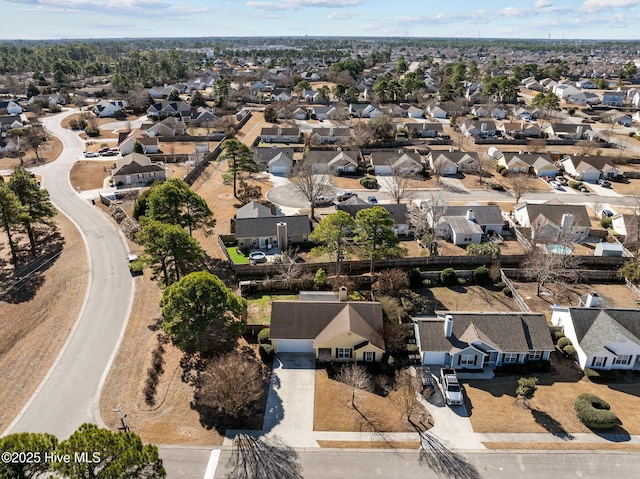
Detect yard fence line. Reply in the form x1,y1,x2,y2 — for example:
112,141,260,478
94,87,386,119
625,278,640,299
500,269,531,312
502,267,624,282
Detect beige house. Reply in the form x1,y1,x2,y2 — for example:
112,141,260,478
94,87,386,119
270,293,385,362
111,153,167,187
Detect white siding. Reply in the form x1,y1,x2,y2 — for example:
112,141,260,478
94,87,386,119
421,351,446,365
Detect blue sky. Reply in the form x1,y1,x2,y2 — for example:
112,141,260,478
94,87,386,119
3,0,640,40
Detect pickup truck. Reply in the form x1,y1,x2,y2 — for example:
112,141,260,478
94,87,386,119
440,368,463,406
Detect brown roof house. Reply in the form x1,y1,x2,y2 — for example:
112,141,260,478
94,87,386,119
414,311,554,373
111,153,167,188
270,291,385,362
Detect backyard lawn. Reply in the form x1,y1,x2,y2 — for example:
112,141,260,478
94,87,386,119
246,292,298,324
411,285,518,315
226,246,249,264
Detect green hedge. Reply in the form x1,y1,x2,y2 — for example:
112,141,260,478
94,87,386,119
563,345,577,360
257,328,271,344
574,393,619,429
440,268,457,286
553,331,566,343
259,344,275,362
473,266,491,284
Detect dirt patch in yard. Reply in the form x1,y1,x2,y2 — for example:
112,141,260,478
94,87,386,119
0,135,63,170
411,285,518,316
0,212,87,432
512,281,640,316
466,352,640,435
314,369,428,434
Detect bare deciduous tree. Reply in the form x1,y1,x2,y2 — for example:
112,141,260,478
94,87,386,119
196,353,266,419
509,173,535,204
408,191,445,256
337,363,373,408
288,158,331,220
273,249,303,289
393,368,422,422
523,247,582,296
385,169,415,204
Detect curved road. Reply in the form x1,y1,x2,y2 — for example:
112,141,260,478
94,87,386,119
3,109,134,439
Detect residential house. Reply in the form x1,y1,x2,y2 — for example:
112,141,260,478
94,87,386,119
236,201,273,220
0,116,23,132
94,99,127,118
111,153,166,187
270,297,385,362
436,205,504,237
310,127,351,145
336,203,410,235
490,107,507,120
118,130,160,156
576,80,597,89
553,84,582,100
428,151,480,175
260,126,302,143
460,120,497,139
28,93,64,107
414,311,554,371
0,135,20,154
512,107,534,121
253,146,296,171
602,91,626,107
402,122,443,138
349,103,382,118
147,100,191,119
471,105,489,118
292,107,308,120
514,202,592,243
427,105,449,119
544,123,596,140
551,304,640,371
566,91,600,105
369,150,423,176
301,89,320,102
270,88,292,102
611,214,638,247
498,152,557,177
266,151,294,175
0,100,23,116
146,116,186,137
235,214,311,251
560,155,622,182
399,104,424,119
307,149,360,174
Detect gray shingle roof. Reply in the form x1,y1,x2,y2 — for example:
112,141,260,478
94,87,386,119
416,312,554,355
270,301,384,350
442,206,503,226
519,203,591,228
336,204,408,226
235,201,273,219
235,215,311,238
567,308,640,357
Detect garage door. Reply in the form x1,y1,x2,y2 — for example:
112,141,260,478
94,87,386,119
275,339,314,353
270,165,289,175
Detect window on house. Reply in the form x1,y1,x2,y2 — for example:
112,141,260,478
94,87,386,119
460,355,475,366
503,353,518,363
363,351,375,362
528,351,542,361
614,355,632,366
336,348,352,359
592,357,606,368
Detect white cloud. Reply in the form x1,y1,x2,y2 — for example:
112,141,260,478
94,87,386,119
581,0,640,13
246,0,362,10
328,10,354,19
535,0,552,7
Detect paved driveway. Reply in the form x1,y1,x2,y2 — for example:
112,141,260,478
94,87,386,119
263,353,318,447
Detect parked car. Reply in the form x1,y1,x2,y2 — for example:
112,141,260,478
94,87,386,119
597,179,611,188
83,151,98,158
313,195,334,206
367,196,378,205
101,150,117,156
336,190,355,202
440,368,463,406
550,181,563,190
98,147,110,153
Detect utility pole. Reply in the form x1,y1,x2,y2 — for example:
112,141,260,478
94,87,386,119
113,404,130,433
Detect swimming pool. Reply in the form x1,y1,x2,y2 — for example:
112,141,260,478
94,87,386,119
547,244,572,255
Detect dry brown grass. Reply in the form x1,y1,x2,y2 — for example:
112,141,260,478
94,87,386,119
0,135,63,170
0,212,87,431
417,285,519,315
513,281,640,316
483,442,640,451
317,441,420,449
70,160,112,191
466,355,640,436
314,369,427,433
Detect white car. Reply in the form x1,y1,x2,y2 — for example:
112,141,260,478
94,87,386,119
550,181,563,190
83,151,99,158
336,190,355,202
313,195,334,206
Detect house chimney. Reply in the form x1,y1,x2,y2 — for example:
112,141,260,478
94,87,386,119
585,292,600,308
276,222,288,250
444,314,454,338
576,125,584,139
481,122,488,132
466,209,475,221
339,286,348,302
560,213,573,235
449,147,455,152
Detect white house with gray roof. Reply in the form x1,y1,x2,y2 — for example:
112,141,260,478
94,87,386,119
552,304,640,371
414,311,554,373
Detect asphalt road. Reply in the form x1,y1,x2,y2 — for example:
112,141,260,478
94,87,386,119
213,447,640,479
3,110,134,439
